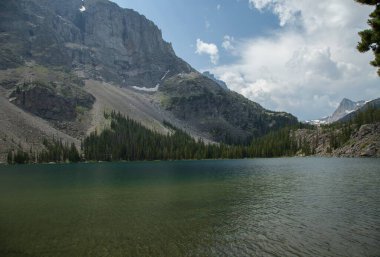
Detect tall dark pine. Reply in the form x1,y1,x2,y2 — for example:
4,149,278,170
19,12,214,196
356,0,380,76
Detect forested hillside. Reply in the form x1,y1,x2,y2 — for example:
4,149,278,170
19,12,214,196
6,104,380,164
82,112,247,161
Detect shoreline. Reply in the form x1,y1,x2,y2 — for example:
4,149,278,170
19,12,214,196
1,155,378,167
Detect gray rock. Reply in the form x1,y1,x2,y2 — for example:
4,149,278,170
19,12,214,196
0,0,192,88
10,82,95,121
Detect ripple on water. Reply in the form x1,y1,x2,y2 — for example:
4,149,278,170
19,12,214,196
0,158,379,256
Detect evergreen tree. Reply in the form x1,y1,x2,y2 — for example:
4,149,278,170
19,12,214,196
13,150,29,164
356,0,380,75
7,151,13,165
69,143,80,163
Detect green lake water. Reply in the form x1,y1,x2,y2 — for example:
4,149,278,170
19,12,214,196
0,158,379,257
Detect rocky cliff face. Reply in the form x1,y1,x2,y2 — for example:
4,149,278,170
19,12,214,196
0,65,95,121
10,82,94,121
0,0,192,88
333,123,380,157
293,123,380,158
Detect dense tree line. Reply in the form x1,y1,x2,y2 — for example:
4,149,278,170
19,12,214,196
82,111,246,161
248,127,298,157
82,112,315,161
6,106,380,164
248,122,318,157
38,138,80,163
7,138,80,164
7,149,30,165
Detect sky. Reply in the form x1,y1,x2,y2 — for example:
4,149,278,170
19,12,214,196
111,0,379,120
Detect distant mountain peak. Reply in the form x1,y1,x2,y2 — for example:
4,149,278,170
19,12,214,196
306,98,367,125
202,71,229,91
330,98,365,122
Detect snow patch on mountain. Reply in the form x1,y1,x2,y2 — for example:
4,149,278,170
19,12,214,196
132,71,170,92
132,84,159,92
305,98,367,125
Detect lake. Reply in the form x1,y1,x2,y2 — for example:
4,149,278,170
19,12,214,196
0,158,379,257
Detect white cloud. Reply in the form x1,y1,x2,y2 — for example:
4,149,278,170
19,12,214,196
249,0,271,10
249,0,299,26
217,4,221,11
222,35,235,52
212,0,379,120
196,39,219,65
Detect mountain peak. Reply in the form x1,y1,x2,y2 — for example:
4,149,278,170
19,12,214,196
202,71,229,91
341,98,354,104
329,98,366,123
305,97,368,125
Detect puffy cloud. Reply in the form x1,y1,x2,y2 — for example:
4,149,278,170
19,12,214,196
196,39,219,65
212,0,379,120
249,0,271,10
222,35,235,52
249,0,300,26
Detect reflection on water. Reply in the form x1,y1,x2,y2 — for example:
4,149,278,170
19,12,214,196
0,158,379,257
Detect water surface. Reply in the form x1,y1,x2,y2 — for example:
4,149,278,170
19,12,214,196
0,158,379,256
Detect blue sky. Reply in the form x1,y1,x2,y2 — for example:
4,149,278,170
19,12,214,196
112,0,279,69
111,0,379,120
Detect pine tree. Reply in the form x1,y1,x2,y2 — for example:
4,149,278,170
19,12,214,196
7,151,13,165
356,0,380,75
69,143,80,163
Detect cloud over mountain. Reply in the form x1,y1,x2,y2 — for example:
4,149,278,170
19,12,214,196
213,0,379,120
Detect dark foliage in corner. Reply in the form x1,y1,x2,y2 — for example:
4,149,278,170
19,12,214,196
356,0,380,75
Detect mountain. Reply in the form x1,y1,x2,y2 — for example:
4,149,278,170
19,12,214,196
202,71,229,90
329,98,366,123
338,98,380,123
0,0,297,161
159,72,296,144
306,98,366,125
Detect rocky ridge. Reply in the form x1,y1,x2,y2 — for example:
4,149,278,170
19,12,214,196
293,123,380,157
